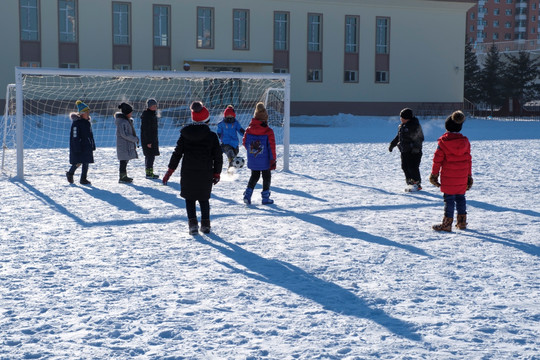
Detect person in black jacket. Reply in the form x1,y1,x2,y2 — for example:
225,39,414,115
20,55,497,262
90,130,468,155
389,108,424,192
162,101,223,235
66,100,96,185
140,98,160,179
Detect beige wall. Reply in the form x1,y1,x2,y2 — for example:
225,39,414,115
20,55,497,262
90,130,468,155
0,0,474,115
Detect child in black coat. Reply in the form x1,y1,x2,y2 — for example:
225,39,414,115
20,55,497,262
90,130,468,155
66,100,95,185
162,101,223,235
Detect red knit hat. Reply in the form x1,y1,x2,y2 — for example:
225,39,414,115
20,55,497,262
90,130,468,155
190,101,210,122
223,105,236,118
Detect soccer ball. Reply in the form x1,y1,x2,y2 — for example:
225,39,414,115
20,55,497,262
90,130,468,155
232,156,245,168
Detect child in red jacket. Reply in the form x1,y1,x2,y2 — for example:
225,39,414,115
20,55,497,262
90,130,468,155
429,110,473,231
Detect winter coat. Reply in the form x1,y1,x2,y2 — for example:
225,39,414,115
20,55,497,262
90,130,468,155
217,117,245,148
140,109,160,157
168,123,223,201
390,117,424,154
243,118,276,171
431,132,472,195
69,113,95,164
115,112,139,161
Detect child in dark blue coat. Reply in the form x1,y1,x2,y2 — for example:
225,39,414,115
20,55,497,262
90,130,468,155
66,100,96,185
216,105,245,171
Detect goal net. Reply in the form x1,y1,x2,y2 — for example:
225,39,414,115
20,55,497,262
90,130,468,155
5,67,290,179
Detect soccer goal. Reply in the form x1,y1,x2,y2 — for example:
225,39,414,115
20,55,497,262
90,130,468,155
8,67,290,179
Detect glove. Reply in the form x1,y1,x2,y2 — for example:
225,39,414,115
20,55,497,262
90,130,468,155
162,168,175,185
467,175,473,190
389,144,395,152
429,173,441,188
270,160,277,170
212,173,220,185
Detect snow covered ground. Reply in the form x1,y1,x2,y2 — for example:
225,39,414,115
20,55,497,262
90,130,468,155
1,115,539,359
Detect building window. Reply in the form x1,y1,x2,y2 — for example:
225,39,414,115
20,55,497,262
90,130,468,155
493,32,499,40
20,0,39,41
274,12,288,51
376,18,389,54
493,20,499,27
113,2,130,45
197,7,213,48
60,63,79,68
307,69,321,82
153,5,169,46
308,14,322,52
21,61,40,67
495,0,500,2
344,70,358,83
274,68,288,74
233,9,249,50
345,16,359,53
494,8,500,15
470,13,476,20
506,0,513,3
504,33,512,40
154,65,171,71
505,9,512,16
376,71,388,83
59,0,76,42
505,21,512,28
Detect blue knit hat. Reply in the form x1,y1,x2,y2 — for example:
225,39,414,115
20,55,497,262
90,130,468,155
76,100,90,113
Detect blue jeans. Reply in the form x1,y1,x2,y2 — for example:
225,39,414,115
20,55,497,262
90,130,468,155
443,194,467,218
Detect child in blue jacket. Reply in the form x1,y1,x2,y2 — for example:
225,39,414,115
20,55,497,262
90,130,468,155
242,102,277,205
216,105,245,170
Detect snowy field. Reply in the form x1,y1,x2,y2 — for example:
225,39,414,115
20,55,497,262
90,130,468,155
1,115,539,359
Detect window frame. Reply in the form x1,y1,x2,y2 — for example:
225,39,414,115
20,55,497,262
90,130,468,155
112,2,131,45
274,11,289,51
58,0,77,43
376,17,389,55
345,15,359,54
197,6,214,49
307,13,322,52
233,9,249,50
153,4,170,47
20,0,40,41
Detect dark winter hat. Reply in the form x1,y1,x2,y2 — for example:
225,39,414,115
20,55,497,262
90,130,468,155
190,101,210,122
254,102,268,122
223,105,236,118
118,102,133,115
76,100,90,113
147,98,157,108
400,108,414,120
445,110,466,132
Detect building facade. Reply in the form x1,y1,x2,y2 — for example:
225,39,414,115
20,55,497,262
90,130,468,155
467,0,540,53
1,0,474,116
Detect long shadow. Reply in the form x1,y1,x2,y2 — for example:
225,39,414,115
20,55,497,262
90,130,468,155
13,180,187,227
259,206,431,257
129,183,185,209
197,233,422,341
79,185,150,214
463,230,540,257
467,200,540,218
270,185,328,202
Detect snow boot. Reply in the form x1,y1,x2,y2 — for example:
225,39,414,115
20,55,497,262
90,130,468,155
243,187,254,205
432,216,453,232
455,214,467,230
188,218,199,235
146,168,159,179
261,190,274,205
119,173,133,183
66,171,74,184
200,219,211,234
80,178,91,185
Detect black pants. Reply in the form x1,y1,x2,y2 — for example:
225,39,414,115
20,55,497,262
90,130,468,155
145,154,155,170
68,163,88,179
119,160,129,174
247,169,271,191
401,152,422,184
186,199,210,220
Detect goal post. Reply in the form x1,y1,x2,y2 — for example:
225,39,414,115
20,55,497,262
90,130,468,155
12,67,291,179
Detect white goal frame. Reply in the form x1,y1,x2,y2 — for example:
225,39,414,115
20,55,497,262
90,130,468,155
13,67,291,179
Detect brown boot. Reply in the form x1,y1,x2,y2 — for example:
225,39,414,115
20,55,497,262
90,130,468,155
433,216,453,232
200,219,211,234
455,214,467,230
188,218,198,235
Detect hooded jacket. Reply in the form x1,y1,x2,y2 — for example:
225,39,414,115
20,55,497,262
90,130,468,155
69,113,95,164
217,117,245,148
390,117,424,154
115,112,139,161
243,118,276,171
167,123,223,201
431,132,472,195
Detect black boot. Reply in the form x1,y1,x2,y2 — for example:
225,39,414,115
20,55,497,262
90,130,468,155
66,172,74,184
119,172,133,183
188,218,199,235
200,219,211,234
80,178,91,185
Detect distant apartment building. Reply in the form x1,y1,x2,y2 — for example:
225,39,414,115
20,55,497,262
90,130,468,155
1,0,474,116
467,0,540,53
